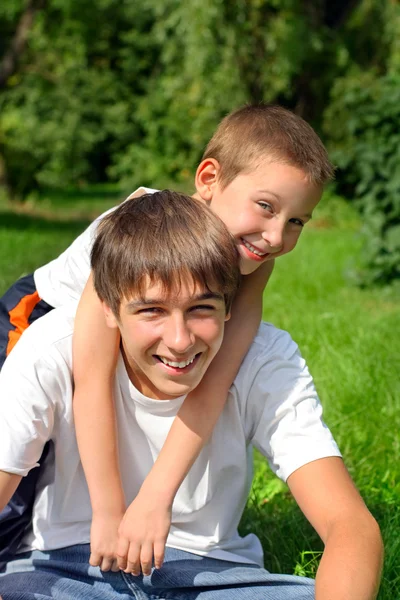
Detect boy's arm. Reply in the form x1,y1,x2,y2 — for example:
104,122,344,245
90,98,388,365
0,471,22,513
72,274,126,572
288,457,383,600
117,259,275,575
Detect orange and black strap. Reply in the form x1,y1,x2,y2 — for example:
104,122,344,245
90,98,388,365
6,290,42,356
0,273,53,369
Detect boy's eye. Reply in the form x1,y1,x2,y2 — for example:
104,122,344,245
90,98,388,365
258,201,274,213
289,218,305,227
189,304,216,313
137,307,163,315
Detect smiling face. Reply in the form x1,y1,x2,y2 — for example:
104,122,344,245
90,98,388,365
195,158,322,275
103,278,229,400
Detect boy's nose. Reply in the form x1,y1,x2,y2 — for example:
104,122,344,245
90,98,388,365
262,227,284,252
164,314,195,354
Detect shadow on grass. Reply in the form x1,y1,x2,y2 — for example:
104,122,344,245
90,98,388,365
240,497,398,599
240,497,321,576
40,186,121,205
0,211,91,234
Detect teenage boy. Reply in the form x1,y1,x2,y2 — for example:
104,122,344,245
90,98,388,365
0,192,382,600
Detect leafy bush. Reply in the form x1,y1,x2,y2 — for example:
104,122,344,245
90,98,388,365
324,72,400,286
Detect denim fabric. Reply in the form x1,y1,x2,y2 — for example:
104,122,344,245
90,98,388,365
0,544,314,599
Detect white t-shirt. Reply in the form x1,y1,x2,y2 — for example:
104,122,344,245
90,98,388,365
34,187,159,308
0,308,341,566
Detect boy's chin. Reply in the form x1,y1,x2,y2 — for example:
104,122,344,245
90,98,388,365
156,371,208,399
239,259,265,276
157,381,200,398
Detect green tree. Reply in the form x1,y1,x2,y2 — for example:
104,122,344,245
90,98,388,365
0,0,46,195
111,0,362,190
323,0,400,285
0,0,372,205
0,0,156,198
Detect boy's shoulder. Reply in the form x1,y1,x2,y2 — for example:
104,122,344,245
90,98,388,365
237,322,303,378
232,321,310,404
0,307,76,412
123,186,159,202
233,323,340,481
2,306,75,375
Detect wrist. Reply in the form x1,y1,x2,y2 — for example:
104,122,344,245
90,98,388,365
92,503,125,519
139,476,175,507
90,492,126,516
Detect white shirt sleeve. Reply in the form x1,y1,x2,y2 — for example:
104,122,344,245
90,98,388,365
34,187,159,307
243,327,341,482
0,320,73,476
34,215,103,308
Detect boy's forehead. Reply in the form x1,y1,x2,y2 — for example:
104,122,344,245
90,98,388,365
124,276,224,306
236,159,322,204
243,156,309,182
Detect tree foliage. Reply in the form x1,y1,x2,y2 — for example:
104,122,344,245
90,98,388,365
323,0,400,285
0,0,399,284
0,0,154,195
0,0,360,194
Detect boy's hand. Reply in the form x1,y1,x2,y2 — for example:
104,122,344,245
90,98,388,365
117,489,172,576
89,511,124,572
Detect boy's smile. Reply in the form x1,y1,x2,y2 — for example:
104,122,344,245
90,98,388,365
103,279,229,400
196,159,322,275
240,238,270,262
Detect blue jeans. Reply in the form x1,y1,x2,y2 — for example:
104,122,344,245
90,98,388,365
0,544,314,599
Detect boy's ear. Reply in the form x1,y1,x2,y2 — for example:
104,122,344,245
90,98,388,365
195,158,222,202
102,302,119,329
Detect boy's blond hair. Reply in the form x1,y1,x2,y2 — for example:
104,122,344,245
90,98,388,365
203,104,334,189
91,190,240,317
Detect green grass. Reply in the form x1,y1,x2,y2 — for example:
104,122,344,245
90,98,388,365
0,189,399,598
0,185,123,291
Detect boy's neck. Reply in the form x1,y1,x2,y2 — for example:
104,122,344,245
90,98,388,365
191,191,205,204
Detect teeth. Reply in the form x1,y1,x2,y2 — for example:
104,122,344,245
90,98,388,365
159,356,196,369
242,239,267,257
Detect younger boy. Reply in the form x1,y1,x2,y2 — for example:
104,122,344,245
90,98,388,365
1,105,330,570
0,191,382,600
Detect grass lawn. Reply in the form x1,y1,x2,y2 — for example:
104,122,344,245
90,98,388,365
0,188,399,599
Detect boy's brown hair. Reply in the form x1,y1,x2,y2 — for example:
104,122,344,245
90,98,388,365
203,104,334,189
91,190,240,316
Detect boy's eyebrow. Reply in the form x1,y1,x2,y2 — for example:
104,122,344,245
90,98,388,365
192,292,225,302
126,291,224,309
257,190,280,201
257,190,313,219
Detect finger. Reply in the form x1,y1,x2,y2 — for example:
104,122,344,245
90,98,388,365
117,537,130,571
125,560,140,576
111,559,120,573
126,542,141,576
153,539,165,570
140,541,154,576
100,556,115,572
89,552,102,567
